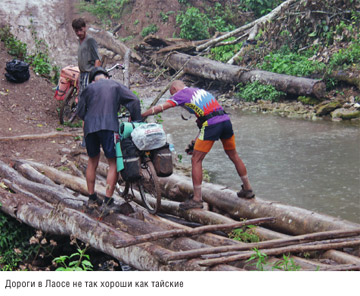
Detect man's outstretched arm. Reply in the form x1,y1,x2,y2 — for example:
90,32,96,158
141,101,174,118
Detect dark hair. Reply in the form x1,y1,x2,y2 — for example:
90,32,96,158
89,67,109,83
72,18,86,30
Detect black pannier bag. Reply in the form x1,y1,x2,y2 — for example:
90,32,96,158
120,137,141,182
151,144,173,177
5,59,30,83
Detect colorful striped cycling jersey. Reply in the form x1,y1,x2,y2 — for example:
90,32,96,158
167,87,230,127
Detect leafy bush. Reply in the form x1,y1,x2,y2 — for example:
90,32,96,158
0,210,37,270
80,0,129,21
328,39,360,69
208,38,243,62
141,24,158,37
236,81,285,102
176,7,210,40
53,247,93,271
258,50,326,77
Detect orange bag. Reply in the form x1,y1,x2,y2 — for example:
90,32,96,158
54,76,70,101
54,66,79,101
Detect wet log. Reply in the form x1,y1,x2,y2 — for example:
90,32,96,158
162,228,360,262
0,131,78,142
198,238,360,267
114,217,275,248
157,52,326,98
159,174,360,234
88,27,142,62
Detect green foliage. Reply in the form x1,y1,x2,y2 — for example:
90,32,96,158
246,248,268,271
236,81,285,102
259,50,326,77
80,0,129,21
159,12,169,23
246,249,302,271
208,38,243,62
328,39,360,70
0,26,27,59
133,19,139,26
0,210,38,271
229,225,260,243
176,7,210,40
53,247,93,271
141,24,158,37
206,2,236,33
238,0,283,18
272,254,301,271
0,24,56,80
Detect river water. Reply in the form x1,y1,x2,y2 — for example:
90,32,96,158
156,105,360,224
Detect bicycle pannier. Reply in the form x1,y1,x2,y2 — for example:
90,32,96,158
5,59,30,83
151,144,173,177
54,76,70,101
120,138,141,182
131,123,166,151
60,65,80,84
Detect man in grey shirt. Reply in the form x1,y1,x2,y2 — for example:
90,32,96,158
77,67,142,214
72,18,101,95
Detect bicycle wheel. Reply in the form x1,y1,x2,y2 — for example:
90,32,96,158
59,86,77,124
139,161,161,214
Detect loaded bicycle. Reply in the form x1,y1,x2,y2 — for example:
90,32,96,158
116,113,173,214
55,63,124,124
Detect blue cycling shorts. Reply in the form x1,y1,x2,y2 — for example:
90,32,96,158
85,130,116,158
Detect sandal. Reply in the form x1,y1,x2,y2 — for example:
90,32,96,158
179,199,203,210
237,185,255,199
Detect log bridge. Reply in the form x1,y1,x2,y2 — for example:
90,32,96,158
0,155,359,271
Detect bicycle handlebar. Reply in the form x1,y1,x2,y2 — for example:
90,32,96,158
106,63,125,72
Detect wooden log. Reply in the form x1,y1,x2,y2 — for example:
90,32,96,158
124,49,131,88
158,52,326,98
0,160,85,209
0,131,79,142
162,228,360,262
198,238,360,266
321,249,360,265
0,167,242,271
88,27,142,62
114,217,275,248
158,174,360,235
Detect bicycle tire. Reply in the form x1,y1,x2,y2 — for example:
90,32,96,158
139,161,161,214
59,86,77,124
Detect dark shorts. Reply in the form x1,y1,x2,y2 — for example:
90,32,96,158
195,120,236,153
85,130,116,158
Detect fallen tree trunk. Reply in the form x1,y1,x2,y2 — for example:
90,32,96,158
159,174,360,235
157,52,326,98
0,131,79,142
88,27,142,63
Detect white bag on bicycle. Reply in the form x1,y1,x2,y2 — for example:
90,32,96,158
131,123,166,151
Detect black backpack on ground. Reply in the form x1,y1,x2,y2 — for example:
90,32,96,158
5,59,30,83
